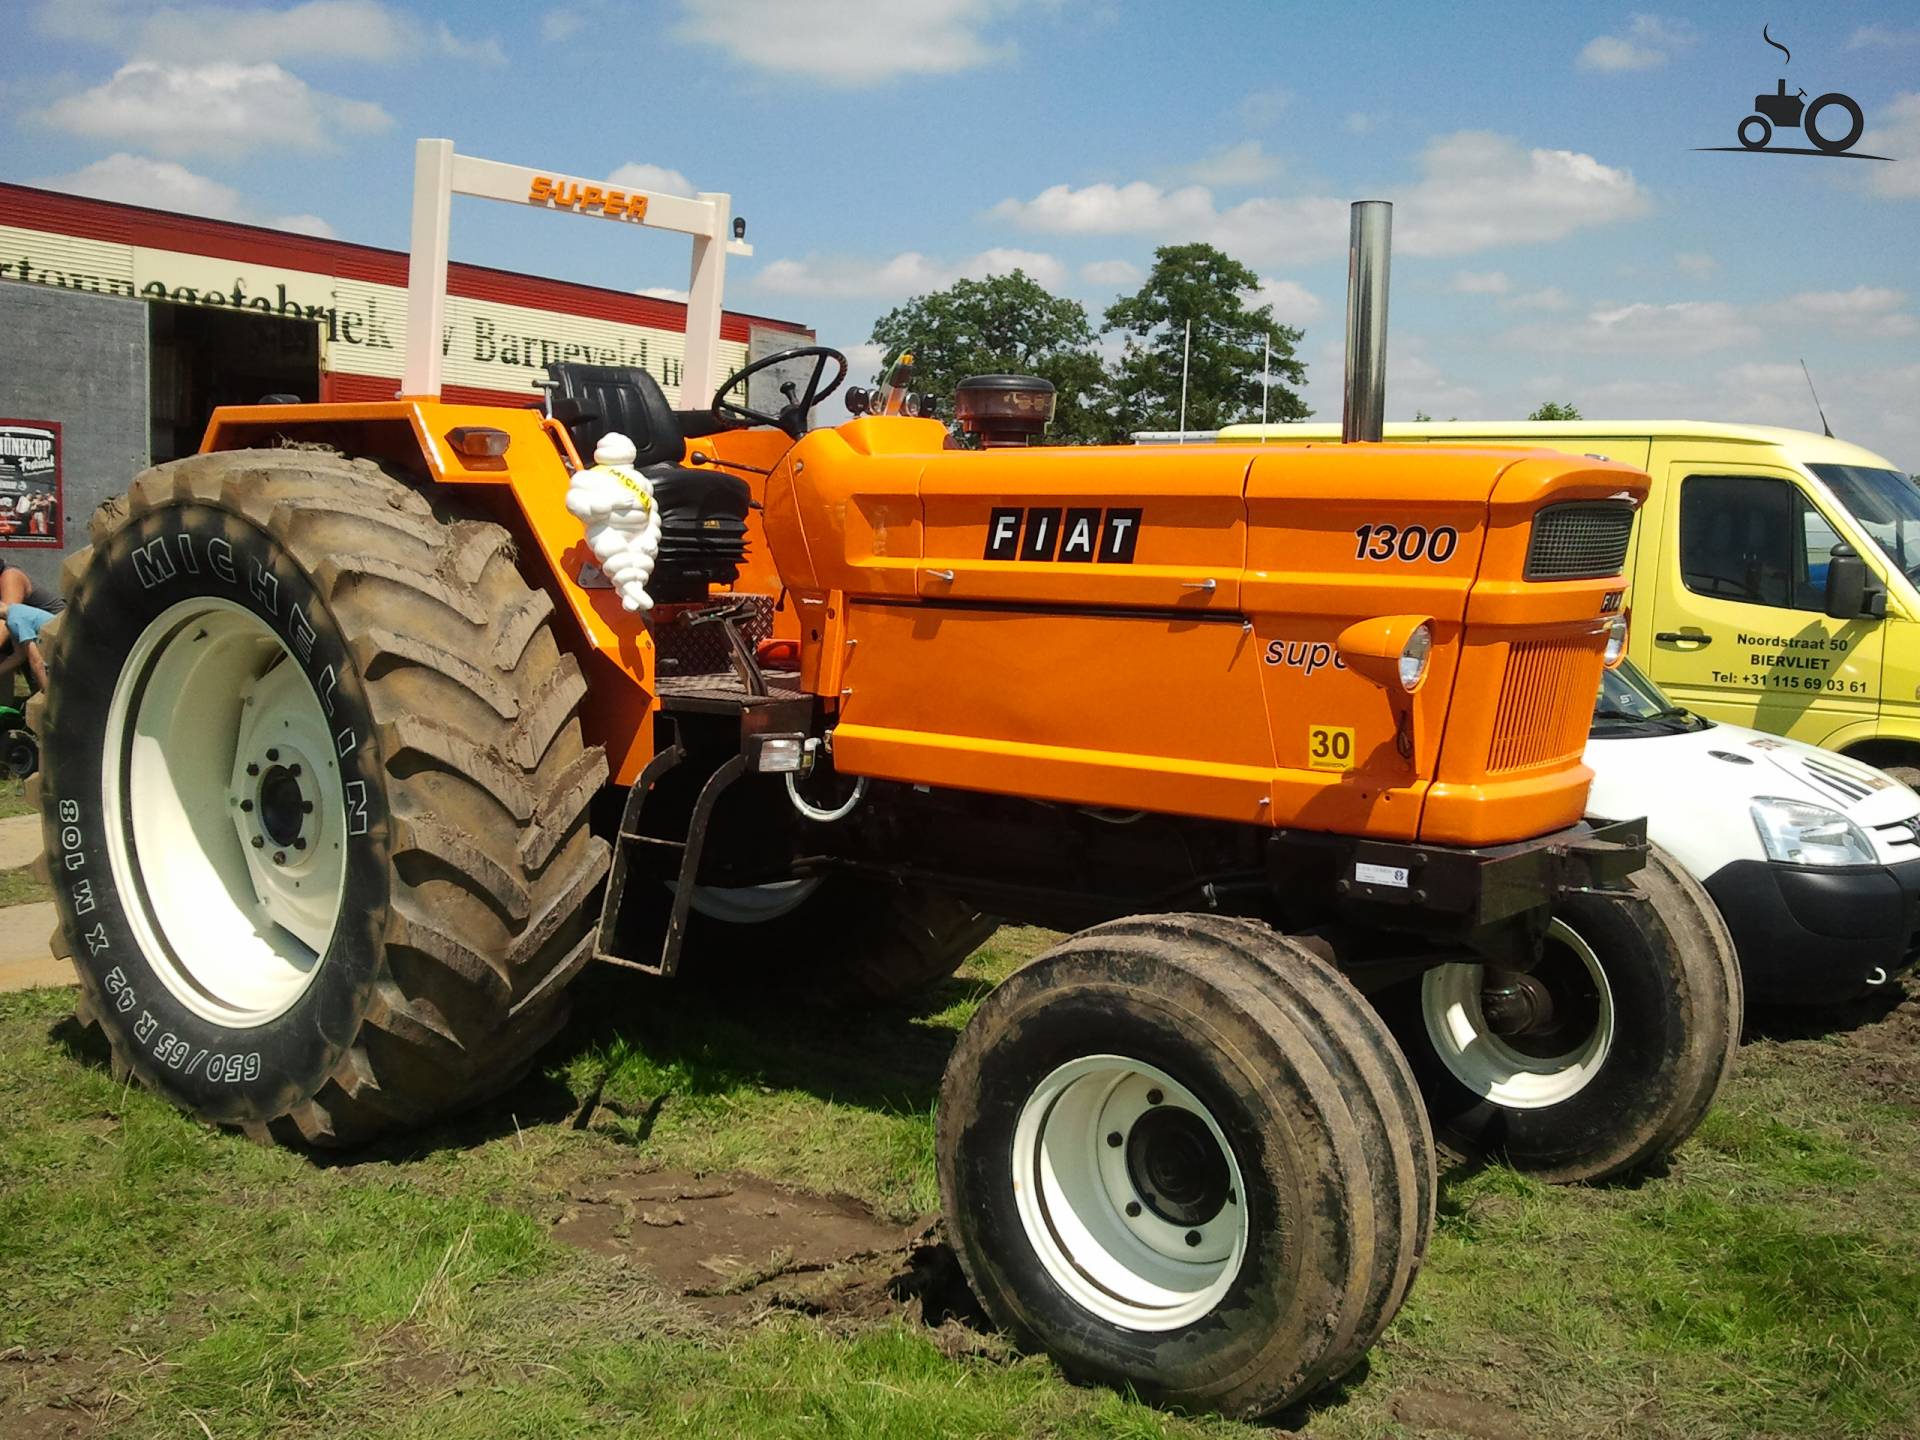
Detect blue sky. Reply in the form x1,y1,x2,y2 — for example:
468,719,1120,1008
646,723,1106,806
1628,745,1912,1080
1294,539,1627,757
4,0,1917,466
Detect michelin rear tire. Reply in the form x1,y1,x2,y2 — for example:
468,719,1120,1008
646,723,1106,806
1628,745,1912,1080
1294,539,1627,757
33,450,609,1145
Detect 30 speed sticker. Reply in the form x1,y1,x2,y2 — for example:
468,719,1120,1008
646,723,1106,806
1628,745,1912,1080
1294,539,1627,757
1308,725,1355,770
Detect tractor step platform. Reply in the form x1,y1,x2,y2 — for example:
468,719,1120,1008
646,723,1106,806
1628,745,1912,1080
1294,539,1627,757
655,669,807,713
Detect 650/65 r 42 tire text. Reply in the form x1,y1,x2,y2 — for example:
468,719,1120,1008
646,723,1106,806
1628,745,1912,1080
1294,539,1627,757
938,914,1434,1419
1379,846,1740,1184
30,450,609,1146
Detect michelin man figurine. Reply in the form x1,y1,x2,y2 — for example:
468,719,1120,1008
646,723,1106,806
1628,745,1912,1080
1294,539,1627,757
564,432,663,613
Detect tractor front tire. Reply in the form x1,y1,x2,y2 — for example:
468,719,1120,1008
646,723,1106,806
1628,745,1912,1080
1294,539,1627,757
1380,846,1740,1183
32,450,609,1146
938,914,1432,1418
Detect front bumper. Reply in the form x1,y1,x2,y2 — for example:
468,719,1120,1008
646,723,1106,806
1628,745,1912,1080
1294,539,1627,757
1703,857,1920,1006
1271,815,1649,956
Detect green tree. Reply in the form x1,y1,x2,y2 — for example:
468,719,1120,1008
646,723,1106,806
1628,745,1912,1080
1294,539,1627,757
1100,243,1308,438
867,271,1108,444
1528,401,1582,420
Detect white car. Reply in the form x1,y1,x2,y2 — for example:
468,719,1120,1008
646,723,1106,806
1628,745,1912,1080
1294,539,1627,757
1585,659,1920,1006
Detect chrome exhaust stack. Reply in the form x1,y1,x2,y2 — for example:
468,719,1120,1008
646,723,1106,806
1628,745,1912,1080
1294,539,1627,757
1342,200,1392,444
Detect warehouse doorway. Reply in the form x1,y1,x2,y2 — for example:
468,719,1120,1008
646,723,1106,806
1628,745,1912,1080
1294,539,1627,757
149,302,321,461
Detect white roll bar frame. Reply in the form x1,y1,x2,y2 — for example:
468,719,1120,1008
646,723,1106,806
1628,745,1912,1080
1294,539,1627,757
402,138,753,402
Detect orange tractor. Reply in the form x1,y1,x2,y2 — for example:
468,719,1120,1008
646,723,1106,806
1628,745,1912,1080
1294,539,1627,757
29,147,1735,1418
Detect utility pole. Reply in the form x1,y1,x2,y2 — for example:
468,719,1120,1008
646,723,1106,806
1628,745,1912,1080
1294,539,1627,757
1178,318,1192,442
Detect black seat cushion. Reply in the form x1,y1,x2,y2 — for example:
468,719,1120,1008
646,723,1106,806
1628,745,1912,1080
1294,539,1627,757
644,465,752,603
546,363,684,467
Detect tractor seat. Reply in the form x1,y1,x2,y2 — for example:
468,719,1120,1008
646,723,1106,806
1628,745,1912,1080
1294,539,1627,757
545,363,753,603
545,363,687,468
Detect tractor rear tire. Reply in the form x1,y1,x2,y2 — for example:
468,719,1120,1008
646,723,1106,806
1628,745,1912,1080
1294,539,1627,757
31,449,609,1146
1379,846,1740,1183
938,913,1432,1418
689,875,998,1002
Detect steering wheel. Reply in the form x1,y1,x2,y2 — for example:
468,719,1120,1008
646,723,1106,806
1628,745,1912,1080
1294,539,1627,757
712,346,848,439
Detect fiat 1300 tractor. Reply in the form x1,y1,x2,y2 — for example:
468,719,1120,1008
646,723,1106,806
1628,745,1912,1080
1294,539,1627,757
29,143,1735,1418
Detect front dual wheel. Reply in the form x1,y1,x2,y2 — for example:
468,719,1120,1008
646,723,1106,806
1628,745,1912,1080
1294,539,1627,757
939,915,1434,1418
1381,848,1741,1183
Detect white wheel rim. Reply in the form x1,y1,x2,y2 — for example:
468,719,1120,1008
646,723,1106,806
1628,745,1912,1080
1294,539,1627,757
1421,919,1615,1110
687,876,823,924
102,597,347,1028
1012,1054,1249,1331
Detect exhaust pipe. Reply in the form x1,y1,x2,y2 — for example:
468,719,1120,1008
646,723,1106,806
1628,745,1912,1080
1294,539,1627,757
1342,200,1392,444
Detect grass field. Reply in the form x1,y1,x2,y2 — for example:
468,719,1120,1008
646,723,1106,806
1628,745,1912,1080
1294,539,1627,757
1,778,47,908
2,922,1919,1438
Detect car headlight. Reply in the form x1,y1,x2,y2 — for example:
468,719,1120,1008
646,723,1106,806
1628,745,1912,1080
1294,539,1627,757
1750,797,1876,866
1603,613,1629,668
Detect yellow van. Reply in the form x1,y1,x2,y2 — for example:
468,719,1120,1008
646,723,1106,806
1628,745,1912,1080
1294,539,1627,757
1214,421,1920,780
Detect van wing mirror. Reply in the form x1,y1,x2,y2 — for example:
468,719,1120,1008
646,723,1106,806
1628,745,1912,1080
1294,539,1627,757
1823,543,1871,620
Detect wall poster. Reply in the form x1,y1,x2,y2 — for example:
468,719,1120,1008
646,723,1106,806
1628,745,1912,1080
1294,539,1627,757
0,420,61,547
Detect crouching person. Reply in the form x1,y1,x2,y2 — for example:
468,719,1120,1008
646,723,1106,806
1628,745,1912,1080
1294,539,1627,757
0,599,52,693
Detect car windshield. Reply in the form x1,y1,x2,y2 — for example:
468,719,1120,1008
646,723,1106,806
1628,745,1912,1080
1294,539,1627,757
1808,464,1920,579
1592,659,1706,734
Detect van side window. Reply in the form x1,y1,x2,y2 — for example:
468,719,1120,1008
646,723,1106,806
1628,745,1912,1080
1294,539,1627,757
1678,475,1838,612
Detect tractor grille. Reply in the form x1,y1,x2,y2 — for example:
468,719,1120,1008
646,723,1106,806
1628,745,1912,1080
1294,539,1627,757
1488,638,1600,773
1524,502,1634,581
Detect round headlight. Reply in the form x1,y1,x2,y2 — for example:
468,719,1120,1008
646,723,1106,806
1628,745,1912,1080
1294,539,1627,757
1398,622,1433,693
1603,613,1629,668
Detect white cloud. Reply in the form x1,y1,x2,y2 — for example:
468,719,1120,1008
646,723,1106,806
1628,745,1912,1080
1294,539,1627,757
752,246,1064,298
1393,350,1483,419
1183,140,1281,188
1452,270,1510,295
672,0,1022,86
988,179,1216,234
433,22,507,66
1674,250,1718,276
1237,88,1294,127
37,60,389,159
1849,24,1920,49
1503,286,1574,311
32,153,334,236
1859,92,1920,198
1344,111,1388,136
1502,300,1762,356
1577,36,1661,71
1782,286,1919,339
638,286,691,303
1571,361,1920,471
1498,287,1917,376
542,8,585,41
991,131,1647,264
842,341,889,393
1080,258,1141,287
1391,132,1650,256
607,162,696,198
1251,278,1323,327
1200,195,1353,264
1577,14,1696,72
39,0,502,66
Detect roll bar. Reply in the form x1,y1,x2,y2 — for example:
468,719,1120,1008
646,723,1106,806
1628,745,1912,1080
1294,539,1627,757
401,138,754,403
